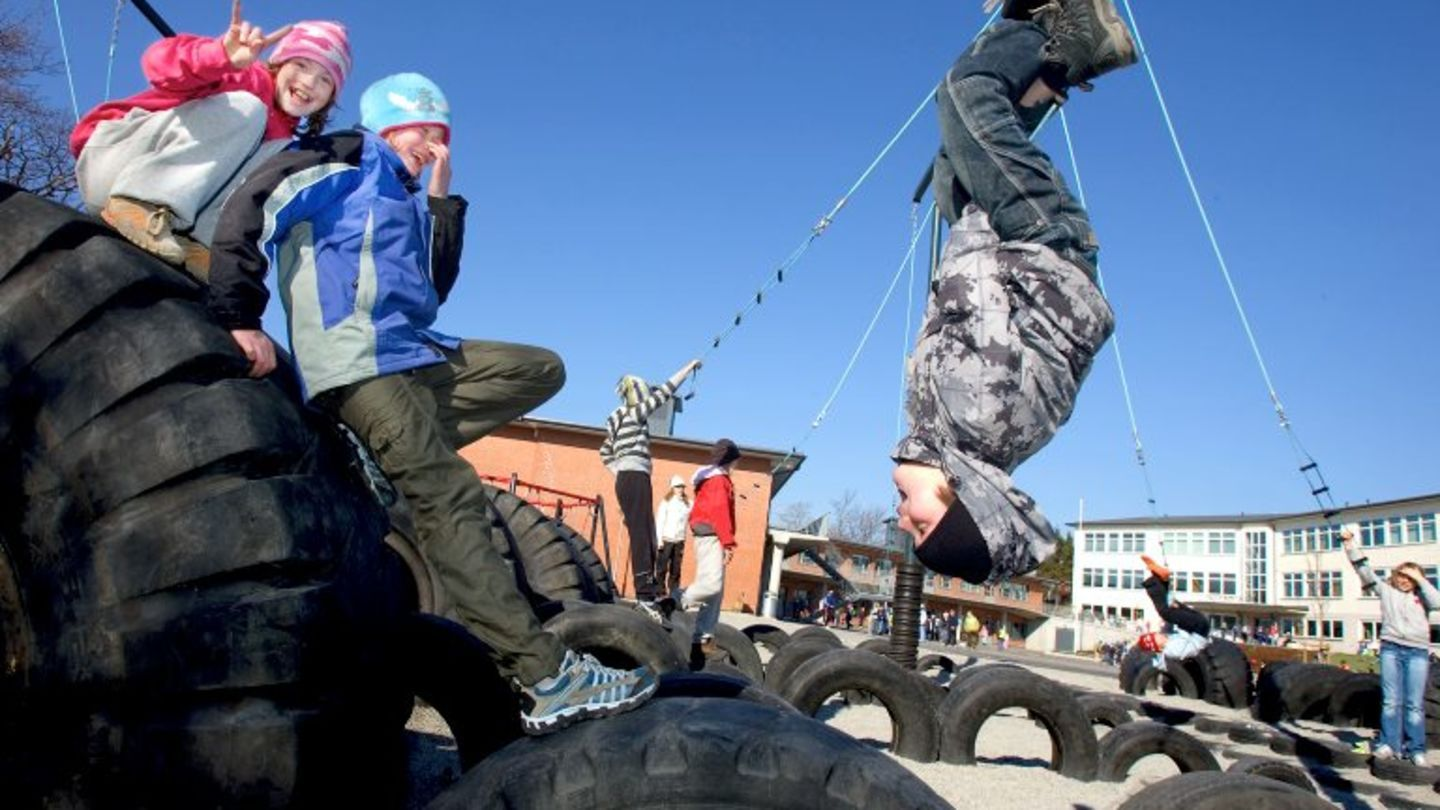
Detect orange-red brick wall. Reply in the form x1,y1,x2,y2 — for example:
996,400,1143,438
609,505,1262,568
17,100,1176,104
459,422,774,613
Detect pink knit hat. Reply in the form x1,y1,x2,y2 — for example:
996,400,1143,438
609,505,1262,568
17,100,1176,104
270,21,352,93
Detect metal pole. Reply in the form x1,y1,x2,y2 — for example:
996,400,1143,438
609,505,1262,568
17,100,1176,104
129,0,176,37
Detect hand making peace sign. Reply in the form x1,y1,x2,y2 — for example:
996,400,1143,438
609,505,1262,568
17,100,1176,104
221,0,292,69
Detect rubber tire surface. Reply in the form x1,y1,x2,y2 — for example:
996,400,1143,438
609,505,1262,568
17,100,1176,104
1327,672,1381,728
790,625,845,646
0,186,404,807
427,697,952,810
1226,756,1317,793
1096,720,1220,782
1197,639,1253,709
542,602,687,674
665,612,765,683
741,623,790,656
1255,663,1348,723
779,648,944,762
764,639,846,693
937,667,1099,780
1077,693,1135,729
482,484,610,603
653,671,797,714
1117,772,1336,810
1119,645,1201,698
1370,755,1440,786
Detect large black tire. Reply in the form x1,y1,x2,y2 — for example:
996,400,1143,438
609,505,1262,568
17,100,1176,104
1226,756,1318,793
1197,639,1253,709
763,638,845,693
553,517,616,602
1096,720,1220,782
664,612,766,683
1288,736,1368,768
1117,772,1336,810
542,602,687,675
778,648,944,762
426,697,952,810
741,622,790,656
1255,662,1348,723
1077,693,1136,729
1370,755,1440,786
482,484,611,604
790,625,845,646
1119,645,1201,698
1327,672,1381,728
0,186,405,806
653,671,798,714
936,667,1099,780
396,614,523,769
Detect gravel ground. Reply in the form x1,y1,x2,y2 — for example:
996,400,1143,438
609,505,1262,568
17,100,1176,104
402,613,1440,809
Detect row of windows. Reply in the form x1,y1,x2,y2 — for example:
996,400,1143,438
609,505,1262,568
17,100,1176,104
1082,531,1146,554
1369,566,1440,593
1359,514,1439,548
1171,571,1238,597
1080,568,1147,590
1282,571,1343,599
1079,604,1146,623
1281,524,1345,555
1161,530,1237,556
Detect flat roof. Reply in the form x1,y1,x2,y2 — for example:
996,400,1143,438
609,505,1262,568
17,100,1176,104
1071,491,1440,529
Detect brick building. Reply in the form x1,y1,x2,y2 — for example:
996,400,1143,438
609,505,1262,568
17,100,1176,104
459,416,798,614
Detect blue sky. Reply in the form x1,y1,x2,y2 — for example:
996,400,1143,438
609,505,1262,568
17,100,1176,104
35,2,1440,528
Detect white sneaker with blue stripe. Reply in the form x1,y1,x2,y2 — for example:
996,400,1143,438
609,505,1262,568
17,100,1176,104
520,649,657,735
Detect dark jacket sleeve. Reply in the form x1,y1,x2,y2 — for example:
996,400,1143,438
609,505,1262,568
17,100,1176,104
207,133,366,330
428,195,468,304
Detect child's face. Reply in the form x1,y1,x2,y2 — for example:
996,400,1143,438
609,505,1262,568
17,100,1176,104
274,57,335,118
892,463,950,542
384,125,447,177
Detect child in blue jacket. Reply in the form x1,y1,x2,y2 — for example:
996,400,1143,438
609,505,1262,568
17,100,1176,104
206,73,655,735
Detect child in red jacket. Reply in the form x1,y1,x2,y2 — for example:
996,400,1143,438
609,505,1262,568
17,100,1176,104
71,1,349,275
679,439,740,654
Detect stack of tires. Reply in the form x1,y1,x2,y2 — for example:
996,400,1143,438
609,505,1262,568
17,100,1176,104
1119,639,1252,709
0,184,411,806
1254,662,1361,724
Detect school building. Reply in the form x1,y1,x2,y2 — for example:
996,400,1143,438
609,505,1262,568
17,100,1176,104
460,415,799,615
767,527,1053,648
1070,492,1440,651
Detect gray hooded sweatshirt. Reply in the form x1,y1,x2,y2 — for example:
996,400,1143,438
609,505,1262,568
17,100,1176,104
1346,545,1440,649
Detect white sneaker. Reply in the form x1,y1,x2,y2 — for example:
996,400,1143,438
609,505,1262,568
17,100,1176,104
519,649,657,735
1411,753,1428,768
1371,743,1396,759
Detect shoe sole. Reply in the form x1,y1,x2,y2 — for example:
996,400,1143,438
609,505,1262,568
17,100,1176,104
520,677,658,736
99,209,187,265
1089,0,1137,66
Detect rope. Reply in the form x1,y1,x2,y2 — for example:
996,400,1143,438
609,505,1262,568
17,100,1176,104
699,6,1004,363
104,0,126,101
778,203,936,468
49,0,82,124
1058,108,1160,520
1118,0,1340,519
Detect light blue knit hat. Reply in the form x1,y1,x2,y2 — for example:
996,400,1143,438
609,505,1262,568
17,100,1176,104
359,72,451,144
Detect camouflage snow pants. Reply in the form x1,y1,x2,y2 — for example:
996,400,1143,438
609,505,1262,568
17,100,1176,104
895,204,1113,581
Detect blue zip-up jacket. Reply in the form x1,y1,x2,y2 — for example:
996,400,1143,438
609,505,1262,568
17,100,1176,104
207,129,466,399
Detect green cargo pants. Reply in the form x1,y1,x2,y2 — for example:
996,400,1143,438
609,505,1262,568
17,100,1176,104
320,339,567,685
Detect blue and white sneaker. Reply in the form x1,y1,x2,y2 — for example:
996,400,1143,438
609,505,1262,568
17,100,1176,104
520,650,657,735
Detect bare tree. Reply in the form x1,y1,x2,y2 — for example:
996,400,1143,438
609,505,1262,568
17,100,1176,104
828,490,887,545
1,8,79,201
772,501,814,531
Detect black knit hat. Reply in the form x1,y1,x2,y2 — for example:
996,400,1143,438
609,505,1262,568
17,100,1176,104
913,501,993,584
709,438,741,467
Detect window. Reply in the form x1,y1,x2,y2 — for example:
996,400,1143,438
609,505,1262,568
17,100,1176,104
1304,620,1344,639
1173,572,1187,593
1316,570,1342,598
1361,519,1386,547
1208,572,1223,595
941,576,953,588
1362,621,1382,640
851,555,870,572
1221,573,1237,596
1283,572,1304,599
1107,569,1119,589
